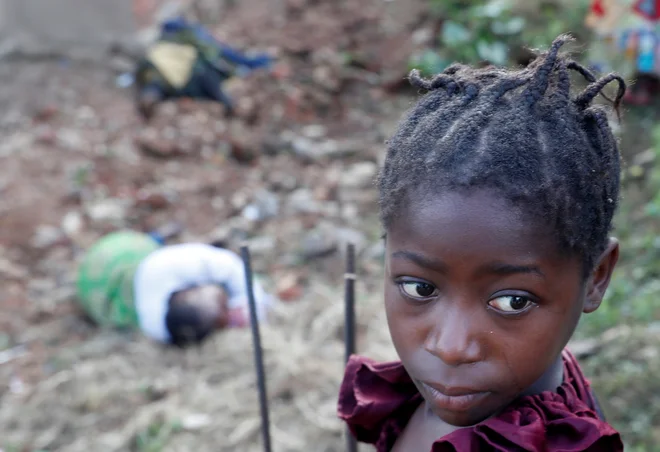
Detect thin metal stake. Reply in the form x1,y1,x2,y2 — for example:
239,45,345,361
240,245,272,452
344,243,358,452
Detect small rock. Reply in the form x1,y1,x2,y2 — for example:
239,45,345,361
335,227,368,254
260,136,286,157
301,124,327,139
182,413,212,431
61,211,84,237
0,333,10,351
227,120,260,163
322,201,340,218
208,217,255,246
9,375,25,395
340,161,378,189
33,105,58,122
412,27,434,46
313,65,340,92
287,134,362,162
212,196,226,211
242,205,261,222
229,135,259,163
231,191,250,211
135,189,171,210
242,189,280,221
31,225,64,249
272,61,293,80
246,236,277,256
365,241,386,261
76,105,98,127
34,125,57,145
0,345,26,365
86,199,128,225
143,382,169,402
313,184,337,201
136,128,181,158
300,223,338,259
287,188,321,214
286,0,306,13
269,171,298,192
0,257,28,280
290,136,317,161
341,203,360,221
56,129,84,151
647,322,660,334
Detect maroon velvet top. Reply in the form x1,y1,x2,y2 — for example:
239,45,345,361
337,350,623,451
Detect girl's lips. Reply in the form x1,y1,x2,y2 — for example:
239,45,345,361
421,382,490,412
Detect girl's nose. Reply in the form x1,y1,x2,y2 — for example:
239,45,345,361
423,305,484,367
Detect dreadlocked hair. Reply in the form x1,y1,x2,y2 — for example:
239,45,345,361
379,35,626,273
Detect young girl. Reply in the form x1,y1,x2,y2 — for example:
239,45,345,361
76,230,272,347
337,35,625,450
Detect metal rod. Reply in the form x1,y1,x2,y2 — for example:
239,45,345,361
240,245,272,452
344,243,357,363
344,243,358,452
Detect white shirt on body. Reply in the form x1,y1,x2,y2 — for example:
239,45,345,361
133,243,271,343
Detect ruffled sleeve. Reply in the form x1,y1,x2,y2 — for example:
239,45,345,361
337,355,421,446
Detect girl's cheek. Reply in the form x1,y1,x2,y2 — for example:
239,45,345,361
499,318,560,363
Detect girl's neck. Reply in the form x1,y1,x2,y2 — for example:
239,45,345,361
520,355,565,397
395,356,567,451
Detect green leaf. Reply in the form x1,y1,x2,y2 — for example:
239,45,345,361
491,16,526,35
409,50,450,76
476,0,513,18
441,21,472,46
476,40,509,65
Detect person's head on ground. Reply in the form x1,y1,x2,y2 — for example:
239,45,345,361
166,284,229,347
379,34,625,427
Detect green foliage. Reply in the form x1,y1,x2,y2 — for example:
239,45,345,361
577,124,660,338
410,0,591,76
131,418,183,452
580,331,660,450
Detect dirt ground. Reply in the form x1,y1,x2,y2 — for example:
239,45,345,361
0,1,419,450
0,56,402,451
1,0,660,451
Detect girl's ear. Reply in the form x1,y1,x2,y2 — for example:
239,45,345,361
584,238,619,313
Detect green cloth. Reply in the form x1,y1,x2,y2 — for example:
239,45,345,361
76,231,160,329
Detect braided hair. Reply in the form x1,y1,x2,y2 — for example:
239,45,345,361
379,35,626,273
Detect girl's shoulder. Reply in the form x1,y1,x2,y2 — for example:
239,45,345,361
337,351,624,452
337,355,421,450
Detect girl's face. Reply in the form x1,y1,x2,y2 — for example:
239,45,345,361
384,190,618,427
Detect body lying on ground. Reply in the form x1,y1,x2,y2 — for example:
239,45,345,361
76,230,272,347
134,17,274,119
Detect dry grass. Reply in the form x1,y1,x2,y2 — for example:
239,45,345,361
3,276,660,451
0,279,397,452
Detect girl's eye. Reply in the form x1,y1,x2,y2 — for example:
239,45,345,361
400,281,438,299
488,295,534,313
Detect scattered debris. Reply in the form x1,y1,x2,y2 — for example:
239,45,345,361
0,0,440,450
